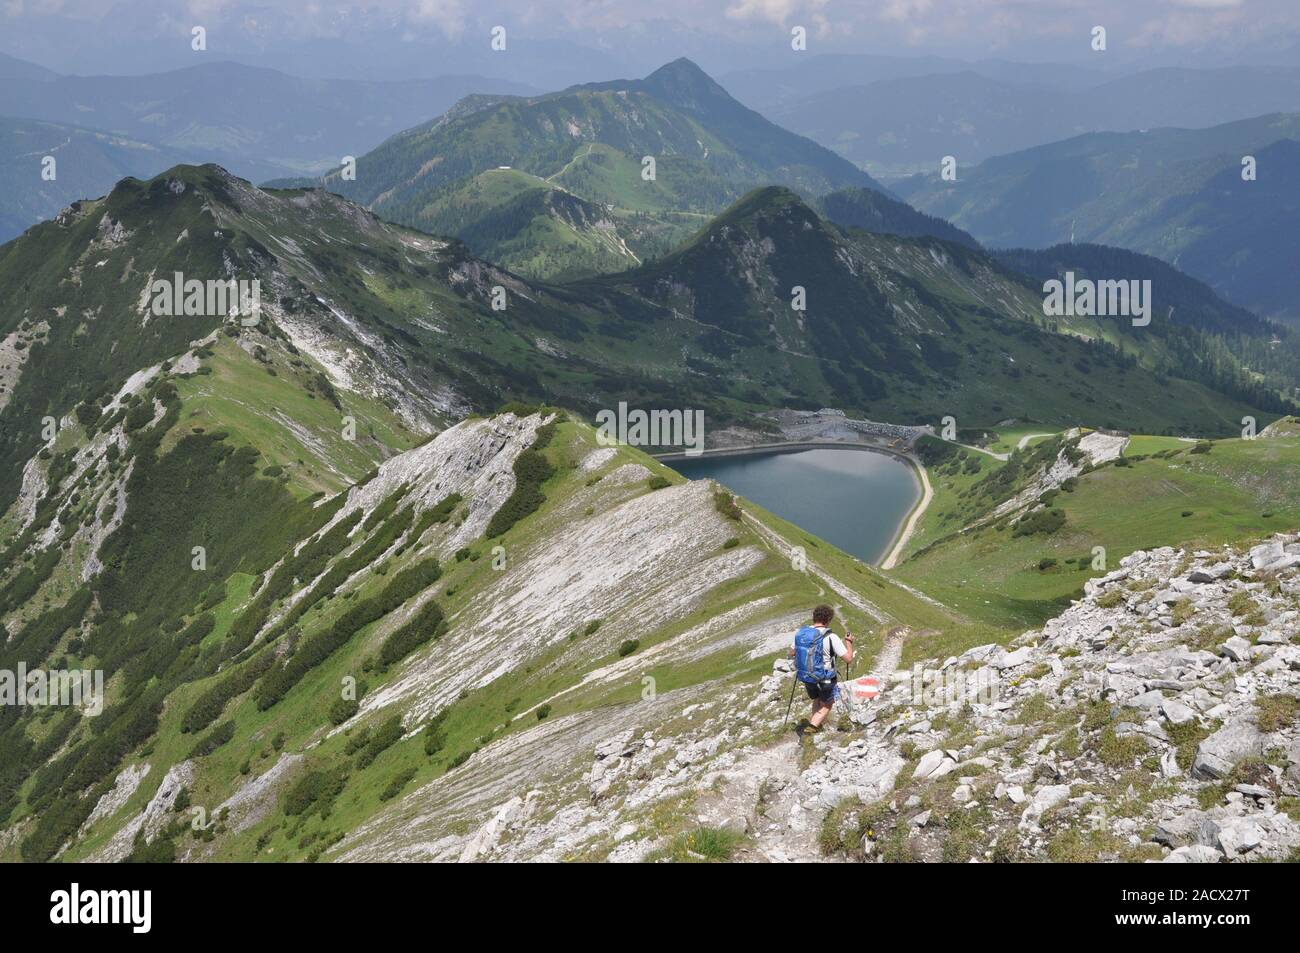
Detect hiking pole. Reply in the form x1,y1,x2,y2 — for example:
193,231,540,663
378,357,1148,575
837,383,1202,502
837,631,856,716
782,670,798,728
836,659,853,718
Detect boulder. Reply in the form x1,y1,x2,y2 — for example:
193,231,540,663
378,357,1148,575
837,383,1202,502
1220,636,1253,663
1031,784,1071,813
1128,690,1167,710
1189,563,1233,583
912,749,950,780
1234,783,1272,800
1193,719,1264,779
1250,541,1285,570
594,730,637,760
1153,812,1204,848
1160,698,1197,726
992,647,1034,670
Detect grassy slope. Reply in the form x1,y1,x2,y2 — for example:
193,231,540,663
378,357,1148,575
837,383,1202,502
895,433,1300,631
0,326,418,857
4,330,1294,862
171,336,419,496
45,408,990,863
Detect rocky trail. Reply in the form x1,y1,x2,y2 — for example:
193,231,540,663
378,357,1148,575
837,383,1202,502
688,624,918,863
443,532,1300,863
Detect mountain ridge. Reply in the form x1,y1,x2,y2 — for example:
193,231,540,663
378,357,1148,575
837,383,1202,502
899,113,1300,324
274,59,905,281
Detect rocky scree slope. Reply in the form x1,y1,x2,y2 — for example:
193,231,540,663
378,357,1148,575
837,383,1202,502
427,533,1300,863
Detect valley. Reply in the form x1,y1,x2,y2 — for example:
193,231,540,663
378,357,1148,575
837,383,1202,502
0,31,1296,872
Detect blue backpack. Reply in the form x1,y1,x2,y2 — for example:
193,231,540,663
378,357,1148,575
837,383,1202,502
794,626,837,684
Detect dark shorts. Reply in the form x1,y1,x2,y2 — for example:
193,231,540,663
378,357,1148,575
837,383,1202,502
804,679,839,704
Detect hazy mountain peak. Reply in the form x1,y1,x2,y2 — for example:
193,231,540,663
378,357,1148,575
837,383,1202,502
640,56,758,119
642,57,726,96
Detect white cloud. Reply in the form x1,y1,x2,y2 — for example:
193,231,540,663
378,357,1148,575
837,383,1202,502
725,0,828,27
408,0,468,39
880,0,935,24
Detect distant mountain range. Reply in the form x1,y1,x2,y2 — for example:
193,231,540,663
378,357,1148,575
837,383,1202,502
0,117,194,243
817,187,979,249
747,66,1300,175
0,51,58,82
0,57,536,243
0,60,535,179
282,59,990,281
899,113,1300,325
992,243,1300,405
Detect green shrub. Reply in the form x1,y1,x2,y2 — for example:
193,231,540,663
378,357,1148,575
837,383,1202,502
379,767,417,802
181,649,275,733
328,697,360,726
1257,694,1299,733
283,765,348,818
255,529,435,710
618,639,639,658
188,719,236,759
652,826,743,863
355,716,404,769
379,599,445,667
1012,507,1066,538
713,489,741,521
423,711,450,756
486,422,557,538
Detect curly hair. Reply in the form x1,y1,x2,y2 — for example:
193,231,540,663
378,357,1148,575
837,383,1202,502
812,604,834,625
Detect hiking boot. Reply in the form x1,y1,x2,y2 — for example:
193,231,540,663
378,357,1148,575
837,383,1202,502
794,719,820,739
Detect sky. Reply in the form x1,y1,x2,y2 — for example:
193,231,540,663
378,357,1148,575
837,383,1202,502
2,0,1298,79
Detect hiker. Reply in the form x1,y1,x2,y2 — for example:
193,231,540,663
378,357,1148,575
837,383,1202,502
790,604,853,733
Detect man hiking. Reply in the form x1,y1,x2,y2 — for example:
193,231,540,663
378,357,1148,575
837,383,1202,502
790,604,853,734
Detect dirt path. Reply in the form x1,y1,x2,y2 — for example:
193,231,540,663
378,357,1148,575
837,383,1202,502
693,624,916,862
874,624,909,675
695,736,824,862
1016,432,1053,451
956,432,1050,463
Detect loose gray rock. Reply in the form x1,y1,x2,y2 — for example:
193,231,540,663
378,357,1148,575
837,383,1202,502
1194,719,1264,779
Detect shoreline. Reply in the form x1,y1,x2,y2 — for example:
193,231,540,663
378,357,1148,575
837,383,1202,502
655,439,932,569
879,456,932,571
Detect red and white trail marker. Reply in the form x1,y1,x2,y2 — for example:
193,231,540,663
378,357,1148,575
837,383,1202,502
849,676,882,702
